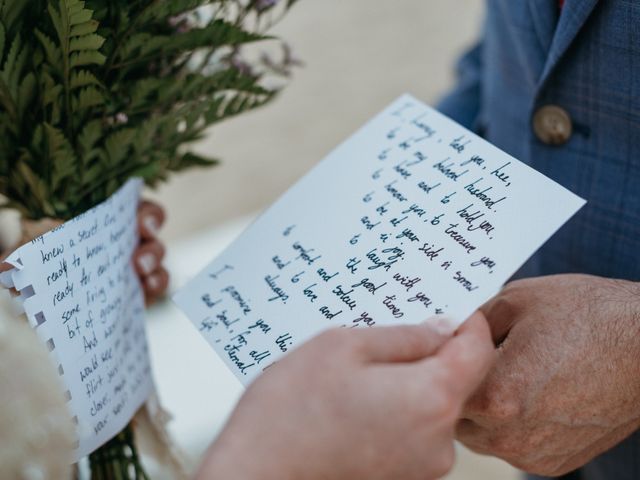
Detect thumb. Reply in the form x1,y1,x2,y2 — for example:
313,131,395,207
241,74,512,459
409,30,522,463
355,319,453,364
480,293,516,345
433,311,496,399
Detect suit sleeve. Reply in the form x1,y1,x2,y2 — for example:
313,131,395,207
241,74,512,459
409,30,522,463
436,38,484,133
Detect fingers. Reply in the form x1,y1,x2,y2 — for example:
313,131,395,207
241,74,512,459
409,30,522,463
433,311,496,399
134,199,168,305
143,267,169,304
133,240,165,277
133,239,168,305
356,322,451,363
138,200,165,240
455,418,490,453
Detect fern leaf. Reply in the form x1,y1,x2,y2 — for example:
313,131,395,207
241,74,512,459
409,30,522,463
70,18,98,37
128,77,164,110
41,71,63,109
69,33,104,52
44,123,77,188
119,32,151,59
7,34,27,96
0,21,5,61
14,161,55,217
34,29,63,69
137,0,213,25
17,71,35,119
72,85,104,110
1,33,21,83
47,3,64,45
176,152,219,169
129,161,161,182
115,20,269,68
77,118,102,159
69,8,92,25
131,117,162,157
48,0,105,133
0,33,20,119
70,50,105,67
104,128,135,166
70,69,101,89
0,29,17,71
204,90,275,125
0,0,28,30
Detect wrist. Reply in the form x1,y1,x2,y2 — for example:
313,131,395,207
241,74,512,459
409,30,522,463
196,428,294,480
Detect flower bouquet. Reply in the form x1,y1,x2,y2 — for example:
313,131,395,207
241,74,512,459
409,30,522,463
0,0,298,477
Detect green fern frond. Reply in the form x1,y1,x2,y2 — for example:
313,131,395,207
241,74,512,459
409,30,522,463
0,21,5,60
70,69,102,89
34,30,63,69
0,33,23,120
72,85,104,110
16,71,35,118
137,0,219,25
44,123,77,190
0,0,28,31
104,128,135,166
1,0,299,222
77,119,102,158
70,49,106,67
114,20,268,69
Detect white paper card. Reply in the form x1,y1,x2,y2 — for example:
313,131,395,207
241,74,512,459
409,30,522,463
1,179,153,460
174,94,586,386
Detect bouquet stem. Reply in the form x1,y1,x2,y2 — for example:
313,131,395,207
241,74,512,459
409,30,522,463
88,423,149,480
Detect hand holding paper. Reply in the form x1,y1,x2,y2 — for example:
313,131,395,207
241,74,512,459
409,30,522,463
198,312,495,480
0,180,153,460
459,274,640,476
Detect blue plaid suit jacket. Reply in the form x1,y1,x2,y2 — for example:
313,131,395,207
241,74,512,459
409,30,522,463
438,0,640,478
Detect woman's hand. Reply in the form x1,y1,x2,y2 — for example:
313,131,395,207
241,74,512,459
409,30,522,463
133,201,169,305
198,312,495,480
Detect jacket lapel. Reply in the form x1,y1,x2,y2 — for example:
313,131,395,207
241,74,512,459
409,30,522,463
538,0,600,86
527,0,557,59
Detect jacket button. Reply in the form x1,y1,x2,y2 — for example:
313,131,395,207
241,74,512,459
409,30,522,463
533,105,573,145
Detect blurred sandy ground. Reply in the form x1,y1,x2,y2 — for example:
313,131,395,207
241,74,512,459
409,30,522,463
149,1,519,478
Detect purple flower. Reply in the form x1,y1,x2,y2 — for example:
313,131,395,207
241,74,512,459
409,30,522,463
254,0,279,12
230,54,255,77
168,14,192,33
115,113,129,125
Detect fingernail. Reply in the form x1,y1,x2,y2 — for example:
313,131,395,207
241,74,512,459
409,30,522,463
137,253,157,275
143,216,159,237
424,315,457,337
146,274,160,291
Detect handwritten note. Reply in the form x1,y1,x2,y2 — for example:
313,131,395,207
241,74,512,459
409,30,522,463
174,94,586,385
0,179,153,460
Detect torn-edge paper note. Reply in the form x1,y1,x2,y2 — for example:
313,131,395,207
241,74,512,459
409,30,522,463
173,94,586,386
1,178,153,460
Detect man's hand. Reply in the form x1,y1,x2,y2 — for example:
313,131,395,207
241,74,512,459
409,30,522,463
133,201,169,305
198,313,495,480
457,274,640,476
